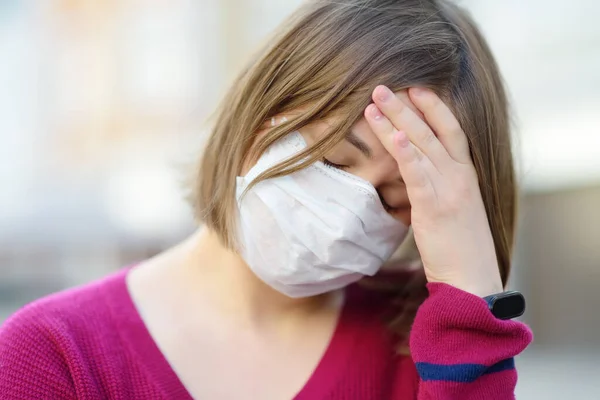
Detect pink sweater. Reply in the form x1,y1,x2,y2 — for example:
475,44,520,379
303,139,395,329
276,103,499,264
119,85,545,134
0,267,532,399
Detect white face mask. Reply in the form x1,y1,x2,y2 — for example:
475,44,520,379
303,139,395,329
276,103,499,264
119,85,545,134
236,131,408,298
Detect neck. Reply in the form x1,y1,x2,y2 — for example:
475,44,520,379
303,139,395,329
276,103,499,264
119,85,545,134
172,228,339,328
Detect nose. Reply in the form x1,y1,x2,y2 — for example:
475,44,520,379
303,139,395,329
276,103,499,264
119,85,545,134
361,155,402,189
378,180,410,208
359,157,411,223
378,178,411,225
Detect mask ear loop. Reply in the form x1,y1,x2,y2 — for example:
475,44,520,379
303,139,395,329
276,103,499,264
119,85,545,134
244,116,294,184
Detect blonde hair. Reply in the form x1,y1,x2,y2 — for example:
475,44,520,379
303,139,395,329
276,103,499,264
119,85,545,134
191,0,516,341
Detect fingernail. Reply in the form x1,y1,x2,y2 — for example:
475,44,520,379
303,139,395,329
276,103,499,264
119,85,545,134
368,104,383,120
376,86,393,102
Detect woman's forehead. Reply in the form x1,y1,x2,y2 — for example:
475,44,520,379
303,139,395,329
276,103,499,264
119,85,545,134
271,89,426,148
323,90,423,128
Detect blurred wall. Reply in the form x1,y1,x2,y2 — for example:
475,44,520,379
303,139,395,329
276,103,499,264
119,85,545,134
0,0,223,319
513,186,600,397
517,185,600,348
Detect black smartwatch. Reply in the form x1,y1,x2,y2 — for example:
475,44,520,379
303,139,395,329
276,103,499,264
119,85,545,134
483,291,525,320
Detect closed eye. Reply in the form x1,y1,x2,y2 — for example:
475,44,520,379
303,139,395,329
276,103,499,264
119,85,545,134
322,158,348,170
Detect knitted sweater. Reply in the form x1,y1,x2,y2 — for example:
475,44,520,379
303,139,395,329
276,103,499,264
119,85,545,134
0,267,532,399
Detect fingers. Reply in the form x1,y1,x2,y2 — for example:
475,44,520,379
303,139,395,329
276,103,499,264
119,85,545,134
392,130,435,204
408,87,472,165
364,103,422,166
392,130,431,191
365,104,434,200
372,85,451,170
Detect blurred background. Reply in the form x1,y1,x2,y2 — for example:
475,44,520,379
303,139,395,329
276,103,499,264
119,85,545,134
0,0,598,398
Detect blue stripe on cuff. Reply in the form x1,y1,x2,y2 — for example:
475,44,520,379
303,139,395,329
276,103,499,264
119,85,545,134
415,358,515,383
484,358,515,375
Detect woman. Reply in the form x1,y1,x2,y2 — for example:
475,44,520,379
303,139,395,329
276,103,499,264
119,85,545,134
0,0,532,399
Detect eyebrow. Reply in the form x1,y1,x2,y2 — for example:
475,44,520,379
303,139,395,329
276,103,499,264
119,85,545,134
346,131,373,159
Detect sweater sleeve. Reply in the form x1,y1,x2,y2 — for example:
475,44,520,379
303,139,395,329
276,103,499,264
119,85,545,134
0,307,77,400
409,283,533,400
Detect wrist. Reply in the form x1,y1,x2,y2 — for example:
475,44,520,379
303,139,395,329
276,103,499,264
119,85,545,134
458,281,504,298
428,278,503,298
423,261,504,297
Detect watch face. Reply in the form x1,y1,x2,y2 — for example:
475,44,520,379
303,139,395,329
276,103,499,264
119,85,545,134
493,292,525,320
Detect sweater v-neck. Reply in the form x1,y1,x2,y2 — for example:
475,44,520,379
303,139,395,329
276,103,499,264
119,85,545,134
104,268,366,400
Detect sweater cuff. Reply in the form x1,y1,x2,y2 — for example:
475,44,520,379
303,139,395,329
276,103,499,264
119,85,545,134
410,282,533,365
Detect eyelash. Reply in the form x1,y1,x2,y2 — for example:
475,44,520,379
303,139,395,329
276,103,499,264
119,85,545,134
322,158,348,170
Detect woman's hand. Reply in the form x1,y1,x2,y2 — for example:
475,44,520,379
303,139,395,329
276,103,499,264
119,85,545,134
365,85,503,298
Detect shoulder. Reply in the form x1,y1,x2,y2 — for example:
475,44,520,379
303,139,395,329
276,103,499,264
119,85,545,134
0,268,131,398
1,267,130,339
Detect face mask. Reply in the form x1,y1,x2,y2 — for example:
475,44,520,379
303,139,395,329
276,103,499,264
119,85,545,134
235,131,408,298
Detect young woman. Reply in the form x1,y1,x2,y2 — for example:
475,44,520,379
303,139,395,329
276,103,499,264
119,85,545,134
0,0,532,399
